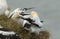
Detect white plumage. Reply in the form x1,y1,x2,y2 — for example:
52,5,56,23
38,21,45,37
31,11,43,27
31,11,43,34
8,8,44,34
2,31,16,35
0,30,3,34
0,0,7,15
30,11,43,34
21,11,44,34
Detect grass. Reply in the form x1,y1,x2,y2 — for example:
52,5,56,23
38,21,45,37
0,14,50,39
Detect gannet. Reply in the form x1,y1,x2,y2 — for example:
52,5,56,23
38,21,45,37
20,11,44,34
30,11,43,26
20,11,43,27
0,0,7,15
30,11,44,34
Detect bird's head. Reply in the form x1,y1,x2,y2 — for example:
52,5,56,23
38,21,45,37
31,11,38,17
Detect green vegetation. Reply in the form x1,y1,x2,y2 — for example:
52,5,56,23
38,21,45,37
0,14,50,39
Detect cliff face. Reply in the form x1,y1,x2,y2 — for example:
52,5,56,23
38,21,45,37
0,14,49,39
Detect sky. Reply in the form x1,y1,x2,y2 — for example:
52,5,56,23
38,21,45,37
7,0,60,39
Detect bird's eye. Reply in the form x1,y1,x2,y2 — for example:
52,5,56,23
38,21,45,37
41,21,43,23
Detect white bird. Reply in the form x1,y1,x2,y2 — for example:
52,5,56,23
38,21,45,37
30,11,43,27
21,11,44,34
30,11,44,34
0,0,7,15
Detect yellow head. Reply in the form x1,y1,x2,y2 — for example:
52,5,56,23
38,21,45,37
31,11,38,17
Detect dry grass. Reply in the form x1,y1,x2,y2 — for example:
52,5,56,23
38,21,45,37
0,14,50,39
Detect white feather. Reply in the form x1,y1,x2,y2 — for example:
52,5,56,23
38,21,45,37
2,31,15,35
0,0,7,15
